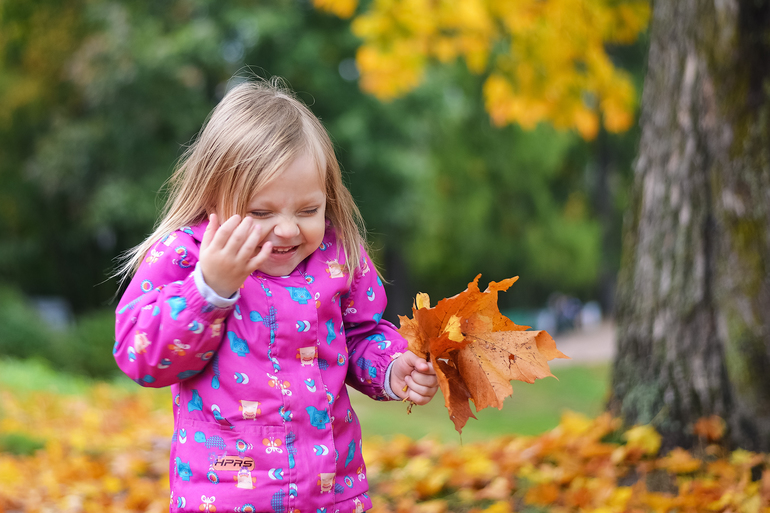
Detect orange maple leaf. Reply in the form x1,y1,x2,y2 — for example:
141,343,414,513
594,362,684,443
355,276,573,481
398,274,569,433
693,415,726,442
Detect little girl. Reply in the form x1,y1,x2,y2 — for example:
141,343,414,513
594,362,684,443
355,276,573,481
113,78,438,513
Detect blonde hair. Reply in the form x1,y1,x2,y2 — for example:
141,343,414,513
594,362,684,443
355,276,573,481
115,77,367,285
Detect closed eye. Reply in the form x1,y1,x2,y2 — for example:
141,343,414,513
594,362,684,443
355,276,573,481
301,208,320,216
249,211,271,218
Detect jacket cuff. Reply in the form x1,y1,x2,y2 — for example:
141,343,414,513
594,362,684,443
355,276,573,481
383,361,402,400
193,262,240,308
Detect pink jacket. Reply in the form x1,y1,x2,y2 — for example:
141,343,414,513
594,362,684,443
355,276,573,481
114,221,407,513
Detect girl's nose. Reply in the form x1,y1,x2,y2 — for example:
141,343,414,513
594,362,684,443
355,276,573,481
273,216,300,238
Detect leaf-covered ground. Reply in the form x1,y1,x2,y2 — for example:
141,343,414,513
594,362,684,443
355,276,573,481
1,374,767,513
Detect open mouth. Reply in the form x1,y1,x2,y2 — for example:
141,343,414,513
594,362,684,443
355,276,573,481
272,246,298,254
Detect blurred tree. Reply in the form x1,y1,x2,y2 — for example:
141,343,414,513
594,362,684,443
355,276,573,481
0,0,244,310
611,0,770,450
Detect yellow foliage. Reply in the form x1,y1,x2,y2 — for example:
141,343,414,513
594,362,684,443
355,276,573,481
318,0,649,139
482,501,511,513
0,384,171,511
525,481,561,505
658,447,702,474
623,424,662,456
313,0,357,18
731,448,764,468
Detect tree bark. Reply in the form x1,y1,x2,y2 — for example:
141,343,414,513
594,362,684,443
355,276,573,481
610,0,770,450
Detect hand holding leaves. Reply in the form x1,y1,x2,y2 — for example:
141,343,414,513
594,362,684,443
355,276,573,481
389,351,438,405
398,274,569,433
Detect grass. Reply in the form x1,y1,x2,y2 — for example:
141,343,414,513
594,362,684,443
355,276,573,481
0,357,96,395
0,358,611,443
0,432,46,456
351,363,610,442
0,357,144,394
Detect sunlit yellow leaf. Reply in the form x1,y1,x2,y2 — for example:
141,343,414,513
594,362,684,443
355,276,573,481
658,447,702,474
442,315,464,342
525,482,561,506
313,0,358,18
415,292,431,310
642,492,678,513
559,410,593,436
483,500,512,513
608,486,633,509
414,499,449,513
731,449,763,467
624,424,662,456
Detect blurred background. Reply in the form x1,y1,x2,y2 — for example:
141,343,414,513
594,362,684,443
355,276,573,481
0,0,646,433
0,0,646,379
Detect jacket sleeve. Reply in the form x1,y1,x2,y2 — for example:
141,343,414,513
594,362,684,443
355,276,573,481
342,249,408,400
114,231,233,387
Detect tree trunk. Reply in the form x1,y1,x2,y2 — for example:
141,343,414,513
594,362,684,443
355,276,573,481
610,0,770,450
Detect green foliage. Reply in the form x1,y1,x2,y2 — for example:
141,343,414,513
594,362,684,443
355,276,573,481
57,309,119,378
0,285,117,378
0,286,53,360
0,433,46,456
0,356,108,395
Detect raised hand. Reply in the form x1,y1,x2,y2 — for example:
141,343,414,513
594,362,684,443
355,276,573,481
199,213,273,298
389,350,439,405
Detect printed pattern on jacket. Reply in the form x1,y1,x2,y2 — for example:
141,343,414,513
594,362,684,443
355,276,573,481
114,220,407,513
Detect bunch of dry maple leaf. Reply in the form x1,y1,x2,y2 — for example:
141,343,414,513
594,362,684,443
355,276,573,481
398,275,569,432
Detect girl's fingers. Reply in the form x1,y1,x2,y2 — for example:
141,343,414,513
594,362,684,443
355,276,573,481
405,375,438,398
407,388,434,406
247,240,273,272
405,354,435,376
210,214,241,249
201,213,219,250
222,216,252,253
413,371,438,386
416,360,436,375
237,223,262,273
237,222,264,261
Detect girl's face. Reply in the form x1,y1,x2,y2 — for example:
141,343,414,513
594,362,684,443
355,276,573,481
245,153,327,277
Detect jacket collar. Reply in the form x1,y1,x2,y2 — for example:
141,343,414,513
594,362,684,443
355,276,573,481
184,219,208,243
